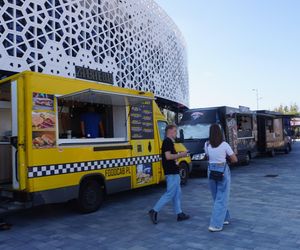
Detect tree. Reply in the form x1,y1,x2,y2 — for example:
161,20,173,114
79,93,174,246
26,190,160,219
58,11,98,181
274,103,299,115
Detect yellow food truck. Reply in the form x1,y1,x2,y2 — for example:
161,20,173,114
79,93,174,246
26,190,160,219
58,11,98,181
0,71,191,213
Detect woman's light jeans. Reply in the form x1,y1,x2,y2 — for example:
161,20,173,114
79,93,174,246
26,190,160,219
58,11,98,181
208,163,231,229
153,174,182,215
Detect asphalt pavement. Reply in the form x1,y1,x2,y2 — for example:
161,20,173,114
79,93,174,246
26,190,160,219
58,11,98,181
1,143,300,250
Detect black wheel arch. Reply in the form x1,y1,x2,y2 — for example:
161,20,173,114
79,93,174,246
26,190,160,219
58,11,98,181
79,173,107,194
179,160,192,173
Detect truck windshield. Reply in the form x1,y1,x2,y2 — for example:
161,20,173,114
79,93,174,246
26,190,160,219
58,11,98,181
178,123,211,140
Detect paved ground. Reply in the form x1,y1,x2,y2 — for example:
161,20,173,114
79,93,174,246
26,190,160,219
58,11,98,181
1,143,300,250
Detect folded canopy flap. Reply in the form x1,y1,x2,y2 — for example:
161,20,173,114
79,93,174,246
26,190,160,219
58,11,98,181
232,112,255,116
57,89,154,106
256,112,276,118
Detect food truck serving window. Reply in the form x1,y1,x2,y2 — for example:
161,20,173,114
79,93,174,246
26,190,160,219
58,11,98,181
237,115,253,138
56,89,154,146
266,118,274,133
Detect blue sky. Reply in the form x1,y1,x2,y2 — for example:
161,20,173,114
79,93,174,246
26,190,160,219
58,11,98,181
155,0,300,110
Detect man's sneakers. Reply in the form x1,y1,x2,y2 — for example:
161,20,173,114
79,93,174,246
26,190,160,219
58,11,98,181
208,226,223,232
223,221,230,225
149,210,190,224
177,212,190,222
148,209,158,224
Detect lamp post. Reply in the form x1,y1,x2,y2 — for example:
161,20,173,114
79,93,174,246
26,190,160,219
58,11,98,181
252,88,262,110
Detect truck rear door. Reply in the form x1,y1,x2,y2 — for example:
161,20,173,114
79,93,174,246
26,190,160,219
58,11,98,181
0,79,26,192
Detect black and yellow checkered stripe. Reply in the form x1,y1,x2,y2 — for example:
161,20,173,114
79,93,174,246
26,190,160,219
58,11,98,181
28,155,161,178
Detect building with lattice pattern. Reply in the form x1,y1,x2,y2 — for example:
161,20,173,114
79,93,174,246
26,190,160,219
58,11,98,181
0,0,189,108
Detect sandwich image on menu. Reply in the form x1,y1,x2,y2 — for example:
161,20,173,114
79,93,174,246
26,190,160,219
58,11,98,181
32,111,56,149
32,111,55,130
32,92,56,149
32,132,56,149
33,92,54,110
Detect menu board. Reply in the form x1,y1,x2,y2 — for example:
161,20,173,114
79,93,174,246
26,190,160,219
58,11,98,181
32,92,56,149
130,101,154,140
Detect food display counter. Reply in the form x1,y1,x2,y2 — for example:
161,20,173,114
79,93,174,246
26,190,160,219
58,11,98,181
58,137,126,146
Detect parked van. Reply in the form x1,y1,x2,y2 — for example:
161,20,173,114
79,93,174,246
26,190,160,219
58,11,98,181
256,110,291,156
0,71,191,213
178,106,257,171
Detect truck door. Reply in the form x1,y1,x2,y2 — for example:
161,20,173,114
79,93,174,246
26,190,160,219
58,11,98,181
130,100,157,188
273,118,285,147
0,80,22,190
226,115,238,154
156,120,168,181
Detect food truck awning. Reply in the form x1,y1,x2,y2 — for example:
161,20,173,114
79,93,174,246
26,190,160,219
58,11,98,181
256,112,276,118
57,89,155,106
231,112,254,116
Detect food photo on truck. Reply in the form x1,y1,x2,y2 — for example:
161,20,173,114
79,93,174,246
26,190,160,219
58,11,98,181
178,106,258,172
0,71,191,214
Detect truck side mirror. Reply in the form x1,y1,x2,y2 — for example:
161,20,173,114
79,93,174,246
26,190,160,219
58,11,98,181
180,129,184,141
176,129,184,143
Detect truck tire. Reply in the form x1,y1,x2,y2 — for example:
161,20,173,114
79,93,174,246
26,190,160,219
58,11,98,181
284,145,290,154
179,163,189,185
243,153,250,166
77,180,104,213
269,149,275,157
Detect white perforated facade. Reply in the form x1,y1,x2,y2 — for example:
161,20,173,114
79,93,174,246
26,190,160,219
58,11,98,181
0,0,189,107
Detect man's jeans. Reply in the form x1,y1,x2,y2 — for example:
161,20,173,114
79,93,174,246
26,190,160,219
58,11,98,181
153,174,182,214
208,164,231,228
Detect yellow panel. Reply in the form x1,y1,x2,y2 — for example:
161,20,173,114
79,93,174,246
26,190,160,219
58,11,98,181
0,72,191,197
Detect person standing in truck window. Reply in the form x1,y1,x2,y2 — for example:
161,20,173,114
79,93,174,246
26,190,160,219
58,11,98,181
149,124,190,224
205,124,238,232
80,105,105,138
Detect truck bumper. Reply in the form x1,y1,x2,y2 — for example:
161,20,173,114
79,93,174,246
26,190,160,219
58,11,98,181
191,160,208,171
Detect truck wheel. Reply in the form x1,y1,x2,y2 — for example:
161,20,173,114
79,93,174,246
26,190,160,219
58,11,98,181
284,145,290,154
243,153,250,166
179,163,189,185
77,180,104,213
269,149,275,157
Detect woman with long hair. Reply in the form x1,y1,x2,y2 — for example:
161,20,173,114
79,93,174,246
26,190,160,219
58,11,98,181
204,124,238,232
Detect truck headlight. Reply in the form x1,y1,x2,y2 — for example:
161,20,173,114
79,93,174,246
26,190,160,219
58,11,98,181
192,153,206,161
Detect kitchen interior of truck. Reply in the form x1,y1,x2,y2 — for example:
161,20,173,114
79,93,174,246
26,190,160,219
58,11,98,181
55,89,153,146
56,90,130,146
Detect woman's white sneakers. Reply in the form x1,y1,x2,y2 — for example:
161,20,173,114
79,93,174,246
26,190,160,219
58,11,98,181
208,226,223,232
208,221,230,232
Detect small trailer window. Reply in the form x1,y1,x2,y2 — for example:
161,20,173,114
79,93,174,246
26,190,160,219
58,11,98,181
237,115,253,138
56,89,153,146
266,118,274,133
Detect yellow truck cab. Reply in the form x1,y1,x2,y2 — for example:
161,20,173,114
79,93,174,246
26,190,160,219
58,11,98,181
0,71,191,213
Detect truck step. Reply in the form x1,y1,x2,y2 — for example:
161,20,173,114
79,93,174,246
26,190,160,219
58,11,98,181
1,189,14,199
0,200,32,213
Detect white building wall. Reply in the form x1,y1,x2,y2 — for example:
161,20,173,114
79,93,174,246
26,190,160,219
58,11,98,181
0,0,189,107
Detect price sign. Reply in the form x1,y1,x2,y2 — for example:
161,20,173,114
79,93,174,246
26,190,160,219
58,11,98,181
130,101,154,140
